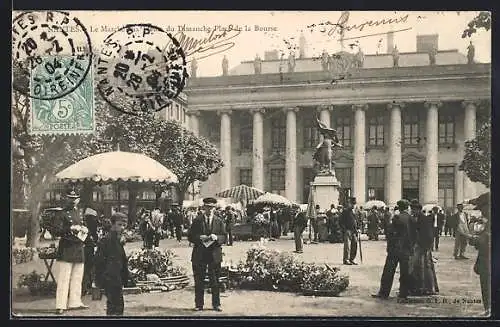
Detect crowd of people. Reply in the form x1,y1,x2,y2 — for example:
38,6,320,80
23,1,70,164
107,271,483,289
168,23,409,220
42,188,490,317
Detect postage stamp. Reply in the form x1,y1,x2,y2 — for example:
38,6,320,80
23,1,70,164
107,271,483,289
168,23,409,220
29,56,95,135
96,24,188,116
12,10,93,100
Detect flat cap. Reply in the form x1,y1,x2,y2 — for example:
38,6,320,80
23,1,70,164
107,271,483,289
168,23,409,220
202,197,218,206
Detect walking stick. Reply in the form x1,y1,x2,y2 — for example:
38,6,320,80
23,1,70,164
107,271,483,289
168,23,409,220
358,230,363,263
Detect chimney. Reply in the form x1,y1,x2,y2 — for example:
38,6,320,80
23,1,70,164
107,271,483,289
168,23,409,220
386,31,394,54
416,34,439,53
299,33,307,58
264,50,279,61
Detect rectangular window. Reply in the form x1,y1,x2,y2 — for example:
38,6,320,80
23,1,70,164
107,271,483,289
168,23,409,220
403,113,420,145
368,116,384,146
367,167,385,201
271,115,286,152
240,169,252,186
239,116,253,151
438,166,455,209
402,166,419,188
333,116,352,147
303,117,320,149
439,114,455,145
270,168,286,194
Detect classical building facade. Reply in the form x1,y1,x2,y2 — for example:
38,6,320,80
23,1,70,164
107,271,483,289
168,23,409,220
185,44,490,210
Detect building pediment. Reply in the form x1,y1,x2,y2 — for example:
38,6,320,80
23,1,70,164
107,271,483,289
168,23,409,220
402,151,425,162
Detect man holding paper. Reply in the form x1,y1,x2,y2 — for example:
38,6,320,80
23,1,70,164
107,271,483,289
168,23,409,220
187,197,227,312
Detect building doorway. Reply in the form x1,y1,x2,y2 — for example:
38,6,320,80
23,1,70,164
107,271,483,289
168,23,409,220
402,166,420,202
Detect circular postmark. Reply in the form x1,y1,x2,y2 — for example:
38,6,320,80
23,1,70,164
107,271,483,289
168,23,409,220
96,24,188,116
12,11,93,100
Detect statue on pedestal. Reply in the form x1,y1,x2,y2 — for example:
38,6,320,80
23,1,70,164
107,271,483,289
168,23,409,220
288,51,296,73
428,46,437,66
222,55,229,76
313,117,343,175
321,50,329,71
354,47,365,68
467,41,475,64
254,54,262,74
190,58,198,78
392,45,399,67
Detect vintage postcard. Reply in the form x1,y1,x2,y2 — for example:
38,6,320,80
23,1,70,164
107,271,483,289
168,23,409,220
11,10,491,318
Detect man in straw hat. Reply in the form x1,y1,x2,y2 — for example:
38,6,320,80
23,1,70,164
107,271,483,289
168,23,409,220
187,197,226,312
372,199,414,300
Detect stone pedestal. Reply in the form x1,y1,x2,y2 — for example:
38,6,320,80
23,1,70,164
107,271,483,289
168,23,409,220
310,174,341,211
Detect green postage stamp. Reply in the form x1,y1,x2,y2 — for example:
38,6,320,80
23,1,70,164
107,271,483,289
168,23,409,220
29,56,95,135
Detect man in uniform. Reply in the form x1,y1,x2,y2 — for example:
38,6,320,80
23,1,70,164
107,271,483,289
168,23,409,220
187,197,226,312
372,199,414,299
339,197,358,265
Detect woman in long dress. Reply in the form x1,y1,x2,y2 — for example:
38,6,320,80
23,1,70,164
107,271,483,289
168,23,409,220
409,203,439,296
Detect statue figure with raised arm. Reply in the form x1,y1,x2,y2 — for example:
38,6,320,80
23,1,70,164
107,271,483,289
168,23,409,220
313,117,343,175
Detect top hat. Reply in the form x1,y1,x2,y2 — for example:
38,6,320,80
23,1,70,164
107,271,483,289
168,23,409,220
65,190,80,199
202,197,217,207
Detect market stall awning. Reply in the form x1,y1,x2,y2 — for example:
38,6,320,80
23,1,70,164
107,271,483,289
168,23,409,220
216,184,265,203
55,151,178,184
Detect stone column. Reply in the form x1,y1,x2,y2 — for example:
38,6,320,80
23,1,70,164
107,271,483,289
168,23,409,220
462,100,478,201
423,101,441,205
189,110,200,137
251,109,265,191
387,102,404,207
352,104,367,205
285,107,299,202
219,110,232,190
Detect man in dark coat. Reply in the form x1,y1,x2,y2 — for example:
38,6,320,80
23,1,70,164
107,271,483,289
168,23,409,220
171,205,184,243
367,207,379,241
430,206,445,251
293,208,308,253
372,199,414,299
82,208,99,296
95,212,130,316
339,197,358,265
187,197,226,312
224,206,234,246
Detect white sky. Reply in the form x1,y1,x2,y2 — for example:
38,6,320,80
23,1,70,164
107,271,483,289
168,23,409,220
15,11,491,77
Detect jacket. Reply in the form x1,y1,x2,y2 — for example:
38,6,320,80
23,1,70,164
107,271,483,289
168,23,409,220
386,211,414,256
416,213,435,250
187,212,226,264
339,208,357,232
294,211,308,231
94,231,129,288
454,211,471,237
56,208,85,263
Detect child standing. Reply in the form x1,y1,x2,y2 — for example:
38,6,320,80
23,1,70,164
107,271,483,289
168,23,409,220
95,212,129,316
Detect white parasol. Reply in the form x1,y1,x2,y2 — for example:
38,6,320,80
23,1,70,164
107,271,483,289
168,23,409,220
363,200,387,210
55,151,178,184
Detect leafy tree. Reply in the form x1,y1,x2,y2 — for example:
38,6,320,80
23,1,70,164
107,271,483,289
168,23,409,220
462,11,491,38
459,121,490,187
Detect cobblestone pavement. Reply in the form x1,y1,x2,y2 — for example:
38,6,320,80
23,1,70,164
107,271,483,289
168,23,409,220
11,234,486,317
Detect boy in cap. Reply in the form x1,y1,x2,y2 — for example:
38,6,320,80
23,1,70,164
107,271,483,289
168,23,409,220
95,212,130,316
188,197,226,312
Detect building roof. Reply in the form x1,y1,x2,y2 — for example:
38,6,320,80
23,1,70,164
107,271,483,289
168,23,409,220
228,50,468,75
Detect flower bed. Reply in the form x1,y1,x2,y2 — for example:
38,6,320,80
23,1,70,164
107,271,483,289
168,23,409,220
12,247,37,265
17,271,57,296
230,247,349,296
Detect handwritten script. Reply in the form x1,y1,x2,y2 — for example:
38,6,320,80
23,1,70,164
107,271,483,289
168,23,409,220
174,28,242,62
308,12,410,40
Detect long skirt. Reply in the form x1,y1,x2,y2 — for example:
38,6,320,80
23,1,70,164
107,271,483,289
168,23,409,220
409,246,439,296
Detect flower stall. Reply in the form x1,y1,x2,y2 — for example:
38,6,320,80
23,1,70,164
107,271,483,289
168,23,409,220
229,246,349,297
